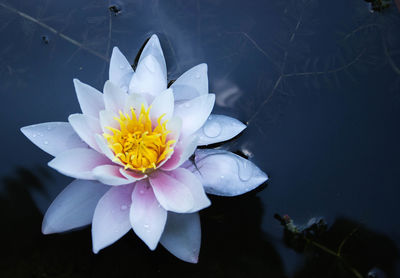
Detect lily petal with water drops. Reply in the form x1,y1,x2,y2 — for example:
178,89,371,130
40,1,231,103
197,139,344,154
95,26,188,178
20,34,268,263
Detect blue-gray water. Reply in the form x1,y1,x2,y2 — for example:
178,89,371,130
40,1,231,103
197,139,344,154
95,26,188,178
1,0,400,277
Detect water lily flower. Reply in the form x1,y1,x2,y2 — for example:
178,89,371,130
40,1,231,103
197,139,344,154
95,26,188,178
21,34,268,263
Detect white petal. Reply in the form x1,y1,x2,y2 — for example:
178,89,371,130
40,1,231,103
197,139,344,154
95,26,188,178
149,88,174,123
93,165,133,186
92,184,134,253
99,110,118,134
48,148,109,180
189,149,268,196
130,179,167,250
103,80,128,114
20,122,87,157
109,47,134,90
68,114,102,152
124,93,148,116
161,134,198,171
173,94,215,137
160,212,201,263
171,64,208,101
138,34,167,80
195,114,246,146
166,168,210,213
94,134,118,164
129,55,167,102
149,170,194,213
42,179,109,234
73,79,104,118
120,168,146,180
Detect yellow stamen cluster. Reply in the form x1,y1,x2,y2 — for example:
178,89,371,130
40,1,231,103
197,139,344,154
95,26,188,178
103,105,175,173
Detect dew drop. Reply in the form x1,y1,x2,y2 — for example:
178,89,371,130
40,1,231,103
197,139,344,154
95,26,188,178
120,204,128,211
203,121,222,138
220,175,224,179
119,65,125,70
32,134,37,138
43,140,49,145
195,73,201,79
238,160,253,182
46,126,52,131
38,132,43,137
184,102,191,108
139,190,145,194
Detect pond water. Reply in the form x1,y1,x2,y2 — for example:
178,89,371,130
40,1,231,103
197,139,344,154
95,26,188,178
1,0,400,277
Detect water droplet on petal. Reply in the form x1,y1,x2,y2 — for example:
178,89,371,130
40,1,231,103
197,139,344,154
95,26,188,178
38,132,43,137
139,190,144,194
184,102,191,108
46,126,52,131
43,140,49,145
238,160,253,182
195,73,201,79
203,120,222,138
120,204,128,211
119,65,125,70
32,134,37,138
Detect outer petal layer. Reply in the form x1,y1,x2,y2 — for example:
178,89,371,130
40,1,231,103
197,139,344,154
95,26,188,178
42,179,109,234
188,149,268,196
173,94,215,137
171,63,208,101
73,79,104,118
68,114,102,152
160,212,201,263
149,170,194,213
93,165,134,186
21,122,87,157
48,148,109,180
130,179,167,250
92,184,134,253
195,114,246,146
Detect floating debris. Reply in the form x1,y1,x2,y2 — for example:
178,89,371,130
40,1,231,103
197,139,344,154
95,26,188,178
108,4,122,16
41,35,50,44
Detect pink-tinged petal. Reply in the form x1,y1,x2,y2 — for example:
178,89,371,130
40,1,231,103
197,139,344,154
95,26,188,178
94,134,122,166
166,168,210,213
73,79,104,118
99,110,119,134
92,184,134,253
42,179,109,234
20,122,87,157
173,94,215,137
160,212,201,264
109,47,134,90
129,55,167,102
48,148,109,180
149,88,174,123
149,170,194,213
161,134,198,171
130,179,167,250
124,93,148,116
68,113,102,152
195,114,246,146
138,34,167,81
120,168,146,180
93,165,133,186
103,81,128,114
188,149,268,196
171,63,208,101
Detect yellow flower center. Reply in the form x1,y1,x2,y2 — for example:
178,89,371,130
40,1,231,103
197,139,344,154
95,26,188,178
103,105,175,173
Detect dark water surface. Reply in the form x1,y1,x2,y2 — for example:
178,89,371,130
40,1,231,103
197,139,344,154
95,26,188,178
1,0,400,277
